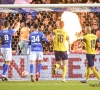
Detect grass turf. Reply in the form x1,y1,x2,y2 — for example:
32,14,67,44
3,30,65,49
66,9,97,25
0,80,100,90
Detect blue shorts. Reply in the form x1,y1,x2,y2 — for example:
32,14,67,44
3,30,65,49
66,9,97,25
54,51,68,61
86,54,95,67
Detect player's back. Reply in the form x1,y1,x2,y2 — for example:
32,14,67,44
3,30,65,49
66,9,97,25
53,28,69,51
0,29,15,48
84,34,97,54
29,31,43,51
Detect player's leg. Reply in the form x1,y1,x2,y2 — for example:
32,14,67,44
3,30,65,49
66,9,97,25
80,54,91,83
85,59,91,81
53,61,61,74
61,51,68,82
0,48,12,81
29,51,36,82
2,61,10,81
90,55,100,84
81,54,100,84
62,60,67,82
36,52,43,81
86,67,91,81
91,66,100,80
1,53,6,70
1,48,5,69
53,51,61,74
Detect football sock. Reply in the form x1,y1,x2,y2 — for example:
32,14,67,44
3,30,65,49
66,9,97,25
3,64,5,69
2,64,9,75
86,67,91,80
30,64,34,74
37,63,42,73
62,65,67,80
91,67,100,80
56,64,60,69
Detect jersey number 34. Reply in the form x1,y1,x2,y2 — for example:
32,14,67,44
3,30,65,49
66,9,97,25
31,36,40,42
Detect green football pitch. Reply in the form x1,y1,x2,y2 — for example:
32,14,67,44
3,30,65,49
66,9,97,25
0,80,100,90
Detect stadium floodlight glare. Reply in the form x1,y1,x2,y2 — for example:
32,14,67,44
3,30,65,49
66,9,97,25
0,4,100,8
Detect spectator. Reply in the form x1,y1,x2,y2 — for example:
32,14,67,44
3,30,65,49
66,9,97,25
50,0,58,4
0,19,3,27
0,13,6,25
33,18,39,25
14,0,32,12
18,13,26,22
47,25,53,31
0,0,15,4
86,0,94,3
43,18,49,26
73,0,83,3
46,0,51,4
56,14,61,28
95,0,100,3
0,25,3,30
18,27,30,55
39,25,45,32
26,13,34,28
65,0,73,3
14,0,32,4
41,0,46,4
30,25,34,32
20,22,26,28
35,12,42,20
96,29,100,51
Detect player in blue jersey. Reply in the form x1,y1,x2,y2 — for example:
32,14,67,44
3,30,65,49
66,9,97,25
28,24,49,82
0,21,20,81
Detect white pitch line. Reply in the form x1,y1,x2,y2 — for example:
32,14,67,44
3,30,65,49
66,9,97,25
0,83,88,86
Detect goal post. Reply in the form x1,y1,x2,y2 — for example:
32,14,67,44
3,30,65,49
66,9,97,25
0,4,100,81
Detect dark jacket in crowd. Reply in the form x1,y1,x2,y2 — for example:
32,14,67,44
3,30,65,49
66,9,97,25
0,0,15,4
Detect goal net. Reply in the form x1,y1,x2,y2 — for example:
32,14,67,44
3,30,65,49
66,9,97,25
0,4,100,80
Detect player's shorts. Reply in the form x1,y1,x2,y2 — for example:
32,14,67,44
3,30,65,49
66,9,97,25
86,54,95,67
54,51,68,61
30,51,43,61
1,48,12,61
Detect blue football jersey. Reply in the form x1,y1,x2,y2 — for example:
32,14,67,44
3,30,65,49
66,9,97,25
0,29,15,48
28,31,49,51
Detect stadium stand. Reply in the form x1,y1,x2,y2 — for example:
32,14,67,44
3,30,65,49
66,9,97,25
0,11,100,53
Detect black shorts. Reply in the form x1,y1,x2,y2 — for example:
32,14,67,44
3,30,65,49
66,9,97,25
54,51,68,61
86,54,95,67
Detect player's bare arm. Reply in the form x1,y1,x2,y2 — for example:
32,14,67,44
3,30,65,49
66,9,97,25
14,20,20,31
66,36,71,52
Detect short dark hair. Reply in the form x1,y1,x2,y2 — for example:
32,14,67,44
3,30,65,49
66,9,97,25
34,24,38,29
3,21,9,28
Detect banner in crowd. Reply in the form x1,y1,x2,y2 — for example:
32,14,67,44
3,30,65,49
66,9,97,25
0,7,100,12
0,54,100,81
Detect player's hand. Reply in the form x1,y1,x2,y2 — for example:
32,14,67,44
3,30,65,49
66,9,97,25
16,22,20,26
46,34,53,42
46,35,50,42
0,37,2,44
14,22,20,29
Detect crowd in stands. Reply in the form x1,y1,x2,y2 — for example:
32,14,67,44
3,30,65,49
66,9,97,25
0,0,100,4
0,11,100,53
0,0,100,54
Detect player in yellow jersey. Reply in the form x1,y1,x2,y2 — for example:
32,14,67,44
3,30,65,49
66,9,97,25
53,21,70,82
80,27,100,84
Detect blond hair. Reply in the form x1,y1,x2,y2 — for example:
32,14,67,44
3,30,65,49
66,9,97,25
85,26,91,34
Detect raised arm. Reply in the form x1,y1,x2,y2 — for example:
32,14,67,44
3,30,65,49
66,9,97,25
41,32,49,43
14,20,20,32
